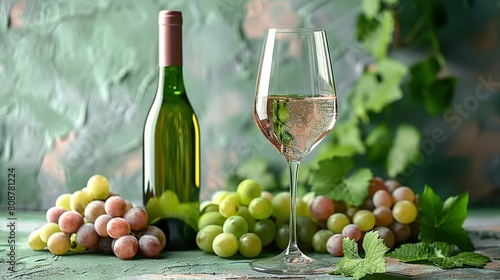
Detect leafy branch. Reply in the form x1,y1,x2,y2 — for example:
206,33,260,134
319,0,457,179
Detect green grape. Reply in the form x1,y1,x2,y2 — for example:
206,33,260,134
69,233,87,253
211,190,229,204
296,199,311,217
69,190,92,215
40,222,62,243
297,216,318,244
222,215,248,239
200,201,218,213
272,192,290,220
236,179,262,206
196,225,223,253
237,206,256,231
28,229,46,250
392,200,417,224
251,218,276,247
352,209,376,232
326,213,350,234
312,229,333,253
198,211,226,230
275,224,289,250
219,196,239,218
55,193,71,211
86,174,110,200
239,233,262,258
248,197,273,220
212,232,239,258
260,191,273,201
47,232,70,255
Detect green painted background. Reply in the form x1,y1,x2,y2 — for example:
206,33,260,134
1,0,500,209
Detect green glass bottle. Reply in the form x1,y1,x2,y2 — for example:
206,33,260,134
143,10,200,251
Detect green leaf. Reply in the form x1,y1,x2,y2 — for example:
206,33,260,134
356,14,380,42
310,157,372,206
349,59,407,121
387,242,490,269
325,117,366,157
365,123,392,164
446,252,492,268
363,10,394,59
331,231,389,280
409,56,442,87
386,124,421,177
423,77,456,115
418,185,475,251
387,242,452,262
362,0,380,19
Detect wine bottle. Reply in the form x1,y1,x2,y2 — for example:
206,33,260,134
143,10,200,251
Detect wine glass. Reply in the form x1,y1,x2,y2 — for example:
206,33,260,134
251,28,338,274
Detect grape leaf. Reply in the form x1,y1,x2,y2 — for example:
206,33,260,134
310,157,372,207
418,185,475,251
363,10,394,59
386,124,421,177
361,0,380,19
331,231,389,280
387,242,491,269
365,123,392,164
318,114,365,159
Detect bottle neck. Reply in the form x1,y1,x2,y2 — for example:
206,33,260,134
158,15,184,97
159,66,185,96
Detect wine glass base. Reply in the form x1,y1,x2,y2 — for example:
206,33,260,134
249,251,332,275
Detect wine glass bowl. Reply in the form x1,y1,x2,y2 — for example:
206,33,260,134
251,28,338,275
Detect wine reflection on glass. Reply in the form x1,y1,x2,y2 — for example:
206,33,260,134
251,28,338,275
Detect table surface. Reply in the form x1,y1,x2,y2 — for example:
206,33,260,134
1,209,499,280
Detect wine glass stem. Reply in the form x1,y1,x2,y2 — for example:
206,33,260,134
287,159,301,253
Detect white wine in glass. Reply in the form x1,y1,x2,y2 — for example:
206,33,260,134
251,28,338,274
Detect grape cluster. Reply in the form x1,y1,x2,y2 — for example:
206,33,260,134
198,177,419,258
28,175,166,260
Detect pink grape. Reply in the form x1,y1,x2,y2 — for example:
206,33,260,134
113,235,138,260
104,196,127,217
373,206,393,227
372,190,392,208
124,207,149,231
385,179,401,193
140,226,167,250
58,211,84,234
94,214,113,237
106,217,130,239
392,186,415,202
374,226,395,249
46,206,66,223
76,223,99,248
138,235,162,258
84,200,106,223
309,196,335,222
368,177,388,197
98,237,114,254
341,224,362,242
326,234,344,257
390,222,411,244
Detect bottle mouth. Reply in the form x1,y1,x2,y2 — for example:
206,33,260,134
158,10,182,26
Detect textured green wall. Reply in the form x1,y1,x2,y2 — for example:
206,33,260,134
1,0,499,209
0,0,361,209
